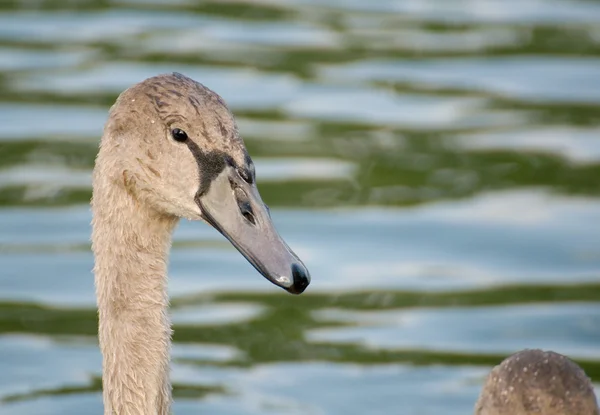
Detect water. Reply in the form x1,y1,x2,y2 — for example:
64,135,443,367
1,0,599,414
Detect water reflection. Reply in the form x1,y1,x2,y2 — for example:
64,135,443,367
1,0,599,413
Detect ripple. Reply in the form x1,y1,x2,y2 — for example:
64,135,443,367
423,190,600,227
255,158,356,181
0,165,91,188
0,48,93,72
359,27,521,53
0,207,91,245
456,127,600,164
2,394,102,415
172,343,240,362
279,0,600,24
0,104,106,140
144,20,339,51
0,251,96,306
309,303,600,358
284,87,520,129
171,303,265,326
0,10,206,43
0,335,98,401
319,57,600,103
237,118,313,142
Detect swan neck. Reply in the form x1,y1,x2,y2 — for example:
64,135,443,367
92,177,177,415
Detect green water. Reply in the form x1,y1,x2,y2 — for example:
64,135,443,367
1,0,600,414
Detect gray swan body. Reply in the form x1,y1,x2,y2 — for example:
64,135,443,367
91,73,309,414
476,349,599,415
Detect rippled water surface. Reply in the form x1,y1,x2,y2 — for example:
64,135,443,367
1,1,600,414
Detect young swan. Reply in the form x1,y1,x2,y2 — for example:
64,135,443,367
91,72,310,415
475,349,599,415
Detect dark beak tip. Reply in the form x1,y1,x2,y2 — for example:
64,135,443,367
286,263,310,295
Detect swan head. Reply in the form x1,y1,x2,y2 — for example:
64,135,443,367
99,72,310,294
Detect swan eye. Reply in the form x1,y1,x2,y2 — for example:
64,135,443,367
171,128,188,142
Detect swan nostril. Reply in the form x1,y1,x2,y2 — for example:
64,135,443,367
238,168,253,184
238,200,256,225
242,210,255,225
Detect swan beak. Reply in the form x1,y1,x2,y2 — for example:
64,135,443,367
195,166,310,294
